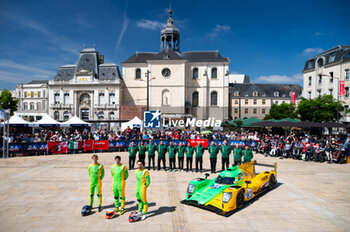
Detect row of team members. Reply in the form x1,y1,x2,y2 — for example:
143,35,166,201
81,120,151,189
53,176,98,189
128,139,253,173
88,155,150,220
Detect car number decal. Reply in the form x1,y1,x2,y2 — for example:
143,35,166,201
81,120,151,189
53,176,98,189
211,184,221,189
245,188,253,199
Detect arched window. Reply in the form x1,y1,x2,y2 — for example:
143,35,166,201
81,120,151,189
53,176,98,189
210,91,218,106
317,58,324,67
253,91,258,97
135,68,141,79
192,68,199,79
63,111,69,120
23,102,27,110
234,91,240,96
30,102,34,110
274,91,279,97
192,91,199,106
37,102,41,111
98,111,104,119
54,111,59,120
80,93,91,104
211,67,217,79
109,112,115,120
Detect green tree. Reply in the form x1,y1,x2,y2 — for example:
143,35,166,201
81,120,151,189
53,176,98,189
296,95,343,122
264,103,297,120
0,89,18,115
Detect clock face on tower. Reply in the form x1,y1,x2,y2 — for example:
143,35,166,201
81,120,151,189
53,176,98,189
161,68,171,78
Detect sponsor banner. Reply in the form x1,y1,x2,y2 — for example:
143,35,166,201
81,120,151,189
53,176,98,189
69,141,83,150
48,141,68,154
187,139,209,148
339,81,345,96
0,143,48,153
291,92,296,103
94,140,109,150
84,140,94,152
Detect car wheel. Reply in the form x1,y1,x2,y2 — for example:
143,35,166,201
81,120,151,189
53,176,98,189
268,174,276,190
236,190,244,209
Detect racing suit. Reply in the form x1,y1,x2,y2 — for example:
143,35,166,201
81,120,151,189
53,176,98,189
111,163,129,210
88,163,105,207
135,168,151,214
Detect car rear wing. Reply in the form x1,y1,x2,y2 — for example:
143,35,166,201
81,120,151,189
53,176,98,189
254,160,277,173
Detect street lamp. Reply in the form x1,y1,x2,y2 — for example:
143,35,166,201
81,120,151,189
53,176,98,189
140,71,155,111
322,74,342,132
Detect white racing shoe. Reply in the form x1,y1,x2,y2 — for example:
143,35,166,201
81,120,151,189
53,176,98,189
141,214,147,221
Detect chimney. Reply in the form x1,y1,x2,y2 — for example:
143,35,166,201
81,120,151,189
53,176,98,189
99,55,104,64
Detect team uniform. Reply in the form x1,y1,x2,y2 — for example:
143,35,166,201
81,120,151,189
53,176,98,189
168,145,177,171
88,163,105,208
138,144,147,164
243,149,254,163
233,147,243,165
185,146,194,171
209,144,219,173
221,144,231,170
195,145,205,172
128,145,138,169
147,143,157,170
177,145,185,170
111,163,129,214
135,168,151,216
157,144,167,170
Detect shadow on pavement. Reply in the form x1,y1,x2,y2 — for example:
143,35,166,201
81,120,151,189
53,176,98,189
102,201,136,210
146,206,177,218
125,202,157,213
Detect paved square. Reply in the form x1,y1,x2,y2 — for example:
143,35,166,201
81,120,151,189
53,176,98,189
0,152,349,232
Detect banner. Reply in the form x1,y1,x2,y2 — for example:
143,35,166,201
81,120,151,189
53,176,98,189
69,141,82,150
187,139,209,148
84,140,94,152
291,92,296,103
339,81,345,96
94,140,109,150
48,141,68,154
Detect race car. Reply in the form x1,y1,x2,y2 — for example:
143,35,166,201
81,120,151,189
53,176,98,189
181,161,277,215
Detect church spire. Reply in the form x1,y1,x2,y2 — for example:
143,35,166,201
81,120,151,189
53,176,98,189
160,7,180,52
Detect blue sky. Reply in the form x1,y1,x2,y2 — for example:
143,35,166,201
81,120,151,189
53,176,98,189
0,0,349,90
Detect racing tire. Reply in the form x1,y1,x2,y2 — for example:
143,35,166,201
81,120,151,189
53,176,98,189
268,174,276,190
236,190,244,210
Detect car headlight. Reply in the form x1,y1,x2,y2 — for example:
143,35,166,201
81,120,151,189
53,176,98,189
222,192,232,203
187,184,195,194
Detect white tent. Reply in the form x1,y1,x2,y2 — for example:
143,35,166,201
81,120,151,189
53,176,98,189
61,115,91,127
1,114,33,127
121,116,143,131
34,114,61,127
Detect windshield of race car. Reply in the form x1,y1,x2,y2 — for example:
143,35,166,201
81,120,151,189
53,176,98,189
215,176,235,185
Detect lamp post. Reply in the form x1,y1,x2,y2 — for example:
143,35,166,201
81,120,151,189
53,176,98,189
141,71,155,111
322,74,341,133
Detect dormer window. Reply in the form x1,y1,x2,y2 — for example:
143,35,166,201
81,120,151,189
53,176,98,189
234,91,239,96
253,91,258,97
274,91,279,97
329,52,336,63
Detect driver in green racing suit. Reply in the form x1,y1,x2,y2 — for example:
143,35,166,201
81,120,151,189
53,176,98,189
88,154,105,212
135,160,150,220
111,155,129,215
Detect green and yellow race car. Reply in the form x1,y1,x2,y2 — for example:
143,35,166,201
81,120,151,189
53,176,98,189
181,161,277,215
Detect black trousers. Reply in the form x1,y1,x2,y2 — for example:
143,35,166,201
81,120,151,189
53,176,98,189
158,157,166,170
210,158,217,173
186,157,193,171
234,160,241,166
148,155,155,170
169,157,176,170
129,156,136,170
195,157,203,172
139,155,145,164
178,157,184,170
222,158,229,170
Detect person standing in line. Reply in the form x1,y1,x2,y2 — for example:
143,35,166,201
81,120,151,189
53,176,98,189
88,154,105,212
167,142,177,172
208,141,219,173
195,143,205,173
177,142,185,171
111,155,128,215
146,139,157,170
128,141,138,170
185,142,194,172
157,141,167,171
233,144,243,165
243,145,254,163
135,160,150,221
138,141,147,164
221,140,231,170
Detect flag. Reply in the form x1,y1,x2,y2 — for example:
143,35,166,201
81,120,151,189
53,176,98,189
48,141,68,154
94,140,109,150
84,140,94,152
291,92,296,103
69,141,82,150
339,81,345,96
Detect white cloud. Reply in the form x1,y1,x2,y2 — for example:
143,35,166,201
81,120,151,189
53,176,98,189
208,24,231,38
136,19,165,30
0,59,55,76
302,48,324,56
256,74,303,84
